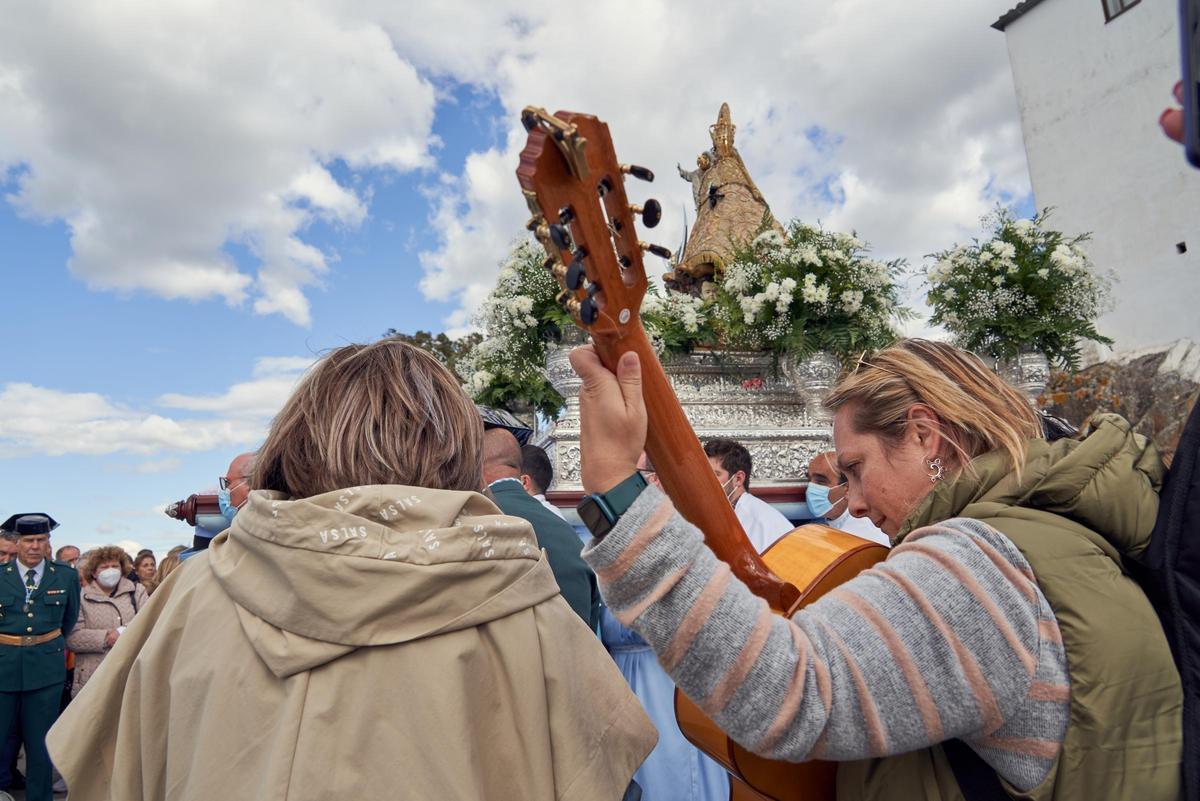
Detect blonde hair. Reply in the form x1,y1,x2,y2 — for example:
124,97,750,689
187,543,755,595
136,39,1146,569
824,339,1042,474
79,546,133,586
252,338,483,498
154,545,186,589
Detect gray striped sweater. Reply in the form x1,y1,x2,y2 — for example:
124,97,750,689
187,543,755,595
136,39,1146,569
580,486,1070,792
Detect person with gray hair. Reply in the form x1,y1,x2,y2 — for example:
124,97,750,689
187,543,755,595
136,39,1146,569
0,534,16,566
0,533,17,793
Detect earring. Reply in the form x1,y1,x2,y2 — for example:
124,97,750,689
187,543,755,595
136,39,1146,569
927,457,944,483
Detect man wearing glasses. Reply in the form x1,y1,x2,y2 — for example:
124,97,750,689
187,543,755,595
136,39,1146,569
179,453,255,563
217,452,256,526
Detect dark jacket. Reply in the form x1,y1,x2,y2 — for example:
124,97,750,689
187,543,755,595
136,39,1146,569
488,479,600,630
0,559,80,691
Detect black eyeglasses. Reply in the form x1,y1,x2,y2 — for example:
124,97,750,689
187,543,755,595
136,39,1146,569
218,477,247,490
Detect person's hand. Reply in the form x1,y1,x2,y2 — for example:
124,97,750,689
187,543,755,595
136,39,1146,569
104,629,120,648
569,345,647,494
1161,81,1185,143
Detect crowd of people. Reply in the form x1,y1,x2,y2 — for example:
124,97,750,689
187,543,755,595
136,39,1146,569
2,330,1181,801
0,88,1190,801
0,526,188,799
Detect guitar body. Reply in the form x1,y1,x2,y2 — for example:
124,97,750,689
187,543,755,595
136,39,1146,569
515,108,887,801
675,524,887,801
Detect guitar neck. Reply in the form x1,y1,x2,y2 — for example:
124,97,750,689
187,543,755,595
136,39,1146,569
593,325,800,613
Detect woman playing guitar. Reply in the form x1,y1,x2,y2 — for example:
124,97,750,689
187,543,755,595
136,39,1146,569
516,108,1180,800
570,339,1181,801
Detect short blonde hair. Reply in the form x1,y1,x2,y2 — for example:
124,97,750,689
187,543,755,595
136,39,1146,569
252,338,484,498
824,339,1042,474
79,546,133,586
155,546,186,587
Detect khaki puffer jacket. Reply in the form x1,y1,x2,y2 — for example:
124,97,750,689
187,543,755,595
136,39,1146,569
839,414,1181,801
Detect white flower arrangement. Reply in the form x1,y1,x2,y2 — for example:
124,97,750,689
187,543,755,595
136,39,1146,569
925,208,1113,369
464,220,911,415
711,220,909,359
459,240,571,417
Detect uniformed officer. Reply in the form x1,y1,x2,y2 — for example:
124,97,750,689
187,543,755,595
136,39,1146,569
0,514,79,801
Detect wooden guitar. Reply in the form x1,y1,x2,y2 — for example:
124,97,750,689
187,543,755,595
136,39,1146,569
516,108,888,801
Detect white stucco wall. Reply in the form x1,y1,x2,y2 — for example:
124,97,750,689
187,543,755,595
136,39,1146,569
1002,0,1200,351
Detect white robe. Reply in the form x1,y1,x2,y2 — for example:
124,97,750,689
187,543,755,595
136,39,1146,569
733,491,794,554
533,493,568,521
828,508,890,546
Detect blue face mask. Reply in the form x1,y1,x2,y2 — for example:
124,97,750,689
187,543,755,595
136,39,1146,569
217,488,239,524
806,483,835,519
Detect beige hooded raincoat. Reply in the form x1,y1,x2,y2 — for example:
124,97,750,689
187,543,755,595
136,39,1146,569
48,485,656,801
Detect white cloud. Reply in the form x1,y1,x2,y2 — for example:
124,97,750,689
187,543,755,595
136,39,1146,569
0,356,311,457
130,458,182,475
159,355,314,417
0,2,438,326
388,0,1031,333
252,356,318,377
0,0,1031,333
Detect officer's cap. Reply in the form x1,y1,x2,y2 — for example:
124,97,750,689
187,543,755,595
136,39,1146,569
476,405,533,446
0,514,59,536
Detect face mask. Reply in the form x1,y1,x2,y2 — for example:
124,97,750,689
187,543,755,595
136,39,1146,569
217,487,239,524
719,475,738,504
806,483,835,519
97,567,121,588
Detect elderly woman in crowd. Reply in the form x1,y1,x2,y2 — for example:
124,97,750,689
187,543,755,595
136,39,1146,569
569,338,1181,801
49,338,654,801
66,546,149,697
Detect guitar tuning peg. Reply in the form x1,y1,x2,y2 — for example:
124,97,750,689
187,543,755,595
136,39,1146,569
556,290,582,317
620,164,655,182
545,258,568,282
640,241,672,259
630,199,662,228
565,260,586,290
557,205,575,224
580,293,599,325
564,248,588,290
548,223,572,251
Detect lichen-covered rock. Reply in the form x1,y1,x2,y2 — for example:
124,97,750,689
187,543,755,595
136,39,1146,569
1040,340,1200,464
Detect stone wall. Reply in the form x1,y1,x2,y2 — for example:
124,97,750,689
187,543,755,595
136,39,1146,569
1040,340,1199,463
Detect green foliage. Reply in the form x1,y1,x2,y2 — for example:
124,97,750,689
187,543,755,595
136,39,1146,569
708,221,910,362
380,329,482,384
925,208,1113,370
459,241,567,418
640,283,719,354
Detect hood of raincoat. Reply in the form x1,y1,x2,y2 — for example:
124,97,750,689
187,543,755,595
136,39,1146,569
47,484,657,801
209,484,558,677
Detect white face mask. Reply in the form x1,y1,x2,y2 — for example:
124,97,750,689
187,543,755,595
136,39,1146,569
96,567,121,588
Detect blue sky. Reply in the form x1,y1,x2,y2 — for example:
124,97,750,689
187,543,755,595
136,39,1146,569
0,83,509,556
0,0,1032,556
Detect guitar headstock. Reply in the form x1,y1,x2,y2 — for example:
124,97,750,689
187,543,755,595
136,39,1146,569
516,107,668,344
